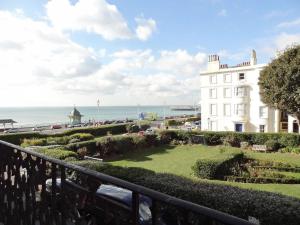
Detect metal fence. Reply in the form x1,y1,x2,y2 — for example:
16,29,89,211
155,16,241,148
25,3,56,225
0,140,254,225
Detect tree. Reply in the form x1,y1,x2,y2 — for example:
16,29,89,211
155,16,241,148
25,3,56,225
258,45,300,126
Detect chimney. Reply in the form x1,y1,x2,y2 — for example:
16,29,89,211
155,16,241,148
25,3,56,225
250,49,257,66
207,54,220,71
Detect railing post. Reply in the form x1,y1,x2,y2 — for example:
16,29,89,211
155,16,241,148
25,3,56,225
132,191,139,225
60,166,66,225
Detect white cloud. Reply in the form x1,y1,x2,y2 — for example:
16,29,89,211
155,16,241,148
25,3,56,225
46,0,157,41
218,9,227,17
259,32,300,58
135,17,157,41
45,0,133,40
277,18,300,28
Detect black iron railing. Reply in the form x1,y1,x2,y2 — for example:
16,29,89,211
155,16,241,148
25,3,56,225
0,140,254,225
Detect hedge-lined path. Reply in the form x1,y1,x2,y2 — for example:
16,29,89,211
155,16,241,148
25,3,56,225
108,144,300,199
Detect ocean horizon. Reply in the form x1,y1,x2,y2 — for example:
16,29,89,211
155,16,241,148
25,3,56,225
0,106,199,127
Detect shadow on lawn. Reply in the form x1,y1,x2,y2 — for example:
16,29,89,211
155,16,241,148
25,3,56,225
106,144,177,162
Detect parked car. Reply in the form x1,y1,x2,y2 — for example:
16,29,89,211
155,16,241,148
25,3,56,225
51,124,62,129
45,178,169,225
3,128,19,133
32,126,43,131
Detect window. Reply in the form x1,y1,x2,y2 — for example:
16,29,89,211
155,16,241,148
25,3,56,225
235,104,246,116
224,74,231,83
209,88,217,98
210,104,217,116
235,87,247,97
239,73,245,80
210,74,217,84
259,106,267,118
224,88,231,98
224,104,231,116
259,125,265,133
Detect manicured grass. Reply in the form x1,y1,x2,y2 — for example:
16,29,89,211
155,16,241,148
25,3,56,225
108,144,300,199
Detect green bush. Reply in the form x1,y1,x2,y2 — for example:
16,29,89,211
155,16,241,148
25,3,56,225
63,123,128,136
71,162,300,225
166,119,183,126
0,132,45,145
192,153,244,179
69,133,94,142
131,134,147,149
265,139,281,151
35,148,78,160
21,138,48,147
66,140,98,155
225,176,300,184
126,124,140,133
222,134,241,147
185,117,200,122
280,146,300,154
158,130,179,144
46,136,70,145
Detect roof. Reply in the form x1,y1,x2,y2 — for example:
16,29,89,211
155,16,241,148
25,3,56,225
69,107,82,117
0,119,17,124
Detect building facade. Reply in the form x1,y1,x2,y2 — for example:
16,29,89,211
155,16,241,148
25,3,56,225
199,50,299,133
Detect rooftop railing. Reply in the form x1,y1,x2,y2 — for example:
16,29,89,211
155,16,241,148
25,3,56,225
0,140,254,225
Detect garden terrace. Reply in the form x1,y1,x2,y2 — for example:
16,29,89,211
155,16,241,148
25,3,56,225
0,140,253,225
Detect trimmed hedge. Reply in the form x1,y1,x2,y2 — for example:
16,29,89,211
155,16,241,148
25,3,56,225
0,132,45,145
72,162,300,225
192,153,244,179
34,148,78,160
157,130,300,147
66,134,158,158
62,123,128,136
225,176,300,184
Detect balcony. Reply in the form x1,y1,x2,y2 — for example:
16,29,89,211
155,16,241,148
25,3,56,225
0,140,253,225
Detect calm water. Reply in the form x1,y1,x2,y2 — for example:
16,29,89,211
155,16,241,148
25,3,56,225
0,106,198,127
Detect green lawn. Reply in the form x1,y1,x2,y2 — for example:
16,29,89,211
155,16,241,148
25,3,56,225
107,144,300,199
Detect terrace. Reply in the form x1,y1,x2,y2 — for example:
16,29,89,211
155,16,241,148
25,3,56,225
0,140,253,225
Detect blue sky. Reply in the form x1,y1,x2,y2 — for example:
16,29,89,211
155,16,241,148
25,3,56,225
0,0,299,106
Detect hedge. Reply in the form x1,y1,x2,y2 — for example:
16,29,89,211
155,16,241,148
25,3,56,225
62,123,128,136
34,148,78,160
225,176,300,184
192,153,244,179
66,134,158,158
72,161,300,225
0,132,45,145
157,130,300,147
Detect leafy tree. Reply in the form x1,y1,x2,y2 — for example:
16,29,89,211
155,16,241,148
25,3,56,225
259,45,300,126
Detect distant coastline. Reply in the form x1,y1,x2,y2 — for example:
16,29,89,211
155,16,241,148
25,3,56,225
0,105,199,127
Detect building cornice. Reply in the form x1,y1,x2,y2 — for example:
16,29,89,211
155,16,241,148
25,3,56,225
200,63,267,75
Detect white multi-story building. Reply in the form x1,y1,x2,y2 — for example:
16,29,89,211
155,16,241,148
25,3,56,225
199,50,299,133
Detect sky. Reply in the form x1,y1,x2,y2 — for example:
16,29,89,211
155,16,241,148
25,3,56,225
0,0,300,107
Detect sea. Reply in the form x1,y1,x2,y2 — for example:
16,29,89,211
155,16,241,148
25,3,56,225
0,106,199,127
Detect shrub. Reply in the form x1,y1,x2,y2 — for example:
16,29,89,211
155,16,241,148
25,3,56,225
21,138,47,147
46,136,70,145
166,119,183,127
63,124,128,136
185,117,200,122
77,147,88,159
131,134,147,149
158,130,178,144
0,132,45,145
192,153,244,179
35,148,78,160
222,134,241,147
126,124,140,133
265,139,281,151
69,133,94,142
280,146,300,154
66,140,98,155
